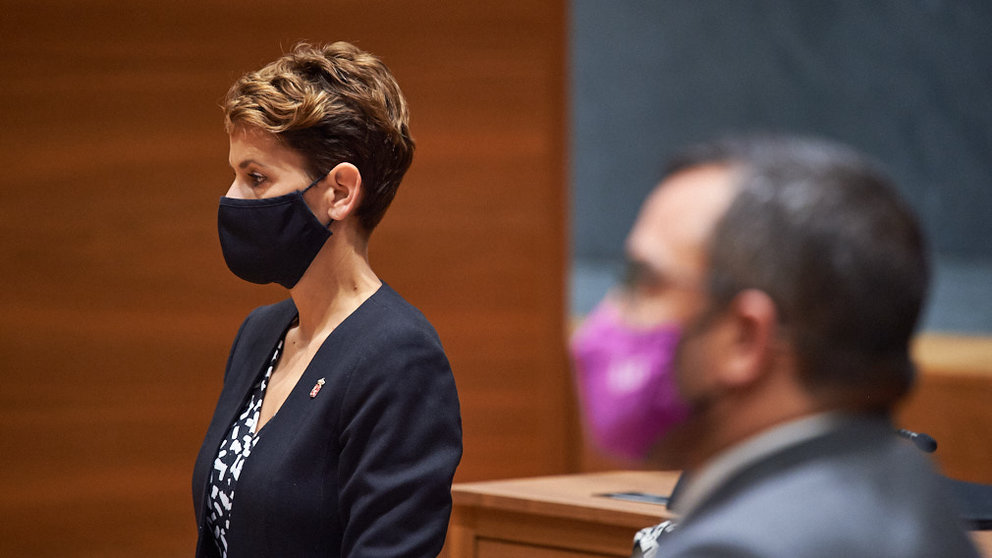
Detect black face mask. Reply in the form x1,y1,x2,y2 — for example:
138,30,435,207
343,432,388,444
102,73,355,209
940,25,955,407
217,178,332,289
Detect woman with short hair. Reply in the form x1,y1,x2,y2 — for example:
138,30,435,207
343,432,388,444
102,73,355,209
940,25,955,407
192,41,462,558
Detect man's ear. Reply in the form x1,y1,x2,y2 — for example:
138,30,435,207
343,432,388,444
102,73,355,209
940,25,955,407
719,289,779,389
322,162,362,222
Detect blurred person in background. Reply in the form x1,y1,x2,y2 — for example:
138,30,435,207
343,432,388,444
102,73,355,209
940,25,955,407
570,134,979,557
192,41,461,558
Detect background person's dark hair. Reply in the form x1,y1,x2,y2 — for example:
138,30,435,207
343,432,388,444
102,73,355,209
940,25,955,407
679,135,930,407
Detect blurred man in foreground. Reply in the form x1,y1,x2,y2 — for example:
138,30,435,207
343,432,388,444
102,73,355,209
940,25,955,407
570,135,979,557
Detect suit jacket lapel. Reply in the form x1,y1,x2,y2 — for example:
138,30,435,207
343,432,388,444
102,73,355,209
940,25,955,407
194,299,298,522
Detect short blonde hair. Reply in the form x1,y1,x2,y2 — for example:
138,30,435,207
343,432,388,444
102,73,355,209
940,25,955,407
224,41,415,232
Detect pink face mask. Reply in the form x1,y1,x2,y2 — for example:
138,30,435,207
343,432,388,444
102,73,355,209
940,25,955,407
569,299,691,461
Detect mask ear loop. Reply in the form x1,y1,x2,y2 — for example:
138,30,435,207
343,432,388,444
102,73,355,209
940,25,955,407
302,174,334,230
303,175,323,192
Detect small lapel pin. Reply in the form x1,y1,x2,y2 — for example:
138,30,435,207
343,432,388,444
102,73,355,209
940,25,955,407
309,378,326,399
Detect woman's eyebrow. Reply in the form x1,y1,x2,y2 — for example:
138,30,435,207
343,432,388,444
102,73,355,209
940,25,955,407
228,158,269,171
237,159,266,169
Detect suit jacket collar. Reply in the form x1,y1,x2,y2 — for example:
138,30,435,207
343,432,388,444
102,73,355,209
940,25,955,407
674,413,893,522
216,298,297,434
194,298,297,524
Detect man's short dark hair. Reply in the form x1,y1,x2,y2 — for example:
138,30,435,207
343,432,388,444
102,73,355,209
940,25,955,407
674,134,930,406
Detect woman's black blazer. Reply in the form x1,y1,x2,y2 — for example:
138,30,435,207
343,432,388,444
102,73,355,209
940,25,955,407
192,284,462,557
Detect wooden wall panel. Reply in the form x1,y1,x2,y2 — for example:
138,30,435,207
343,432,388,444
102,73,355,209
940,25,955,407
0,1,571,556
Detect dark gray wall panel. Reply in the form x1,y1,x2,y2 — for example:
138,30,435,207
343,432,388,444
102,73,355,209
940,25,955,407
570,0,992,331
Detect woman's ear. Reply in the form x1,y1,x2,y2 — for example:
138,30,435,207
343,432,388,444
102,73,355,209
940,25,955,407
718,289,779,389
322,162,362,222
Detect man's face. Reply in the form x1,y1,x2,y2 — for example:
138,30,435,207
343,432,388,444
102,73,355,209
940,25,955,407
620,164,736,400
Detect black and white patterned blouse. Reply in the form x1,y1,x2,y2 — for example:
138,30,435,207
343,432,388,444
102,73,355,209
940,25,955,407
206,338,283,558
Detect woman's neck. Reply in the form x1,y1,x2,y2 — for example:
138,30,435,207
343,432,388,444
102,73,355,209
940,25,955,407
288,234,381,344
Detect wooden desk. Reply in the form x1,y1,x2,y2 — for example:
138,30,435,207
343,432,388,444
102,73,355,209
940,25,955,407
901,334,992,483
446,471,992,558
447,471,676,557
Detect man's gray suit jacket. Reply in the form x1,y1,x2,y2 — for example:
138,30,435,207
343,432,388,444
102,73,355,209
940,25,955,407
653,415,979,557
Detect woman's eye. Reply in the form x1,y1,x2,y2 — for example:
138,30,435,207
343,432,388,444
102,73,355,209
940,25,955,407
249,173,266,186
